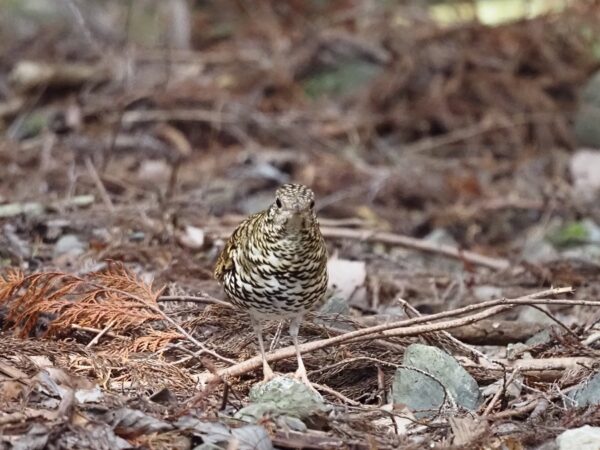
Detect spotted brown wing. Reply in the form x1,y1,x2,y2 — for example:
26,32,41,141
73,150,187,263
213,212,261,283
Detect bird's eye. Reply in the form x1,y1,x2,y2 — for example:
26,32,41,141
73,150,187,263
276,198,282,208
309,200,315,209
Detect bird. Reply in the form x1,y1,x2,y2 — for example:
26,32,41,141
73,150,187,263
214,183,328,386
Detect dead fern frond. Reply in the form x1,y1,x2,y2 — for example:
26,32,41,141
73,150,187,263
48,294,160,333
93,261,159,305
132,330,183,353
0,263,163,338
0,268,26,303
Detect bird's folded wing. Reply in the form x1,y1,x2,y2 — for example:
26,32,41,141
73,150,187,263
213,212,262,282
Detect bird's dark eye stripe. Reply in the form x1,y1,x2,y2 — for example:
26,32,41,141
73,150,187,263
309,200,315,208
276,198,282,208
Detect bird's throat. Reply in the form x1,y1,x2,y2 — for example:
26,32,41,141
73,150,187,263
284,213,307,233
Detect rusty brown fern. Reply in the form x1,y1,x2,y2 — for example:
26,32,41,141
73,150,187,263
0,262,162,337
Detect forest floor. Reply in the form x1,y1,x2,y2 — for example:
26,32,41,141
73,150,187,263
2,1,600,449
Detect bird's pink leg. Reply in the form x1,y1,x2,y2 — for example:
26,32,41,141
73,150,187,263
289,316,316,389
251,317,275,382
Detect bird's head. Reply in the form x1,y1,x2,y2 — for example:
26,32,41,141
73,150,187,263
268,184,317,233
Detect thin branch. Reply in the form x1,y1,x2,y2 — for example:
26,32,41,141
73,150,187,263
85,319,116,348
312,383,361,406
402,113,558,155
483,369,519,416
208,224,510,271
95,285,236,365
70,323,128,340
321,227,510,270
202,287,572,383
526,304,578,339
397,297,488,361
84,157,114,212
484,357,597,372
120,109,237,125
158,294,232,308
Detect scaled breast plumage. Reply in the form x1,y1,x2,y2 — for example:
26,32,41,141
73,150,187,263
214,184,328,317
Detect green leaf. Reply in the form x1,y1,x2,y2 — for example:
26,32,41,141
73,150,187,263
302,59,381,99
546,221,589,248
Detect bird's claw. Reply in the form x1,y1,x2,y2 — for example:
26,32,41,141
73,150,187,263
293,368,321,397
261,363,276,383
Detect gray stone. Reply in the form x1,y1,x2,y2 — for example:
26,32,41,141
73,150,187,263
392,344,481,418
129,231,146,242
517,305,557,326
473,285,502,302
570,150,600,201
574,105,600,149
575,70,600,148
562,245,600,264
525,327,557,346
424,228,459,247
506,342,532,360
235,376,328,422
0,201,44,218
316,295,353,330
556,425,600,450
53,234,86,258
568,372,600,407
521,234,559,263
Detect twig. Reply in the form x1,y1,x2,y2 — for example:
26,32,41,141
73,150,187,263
96,285,236,365
85,319,116,348
84,157,114,212
158,294,232,308
309,356,400,376
402,113,558,155
216,215,367,229
208,224,509,270
121,109,237,125
485,357,596,372
526,304,578,339
62,0,103,56
397,297,488,362
160,294,409,354
312,383,361,406
203,288,572,383
483,369,519,416
357,317,546,345
70,323,128,340
321,227,510,270
582,331,600,346
487,397,547,420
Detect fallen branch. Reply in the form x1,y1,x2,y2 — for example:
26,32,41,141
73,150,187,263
98,285,236,365
208,225,511,271
158,294,232,308
401,113,558,155
321,227,510,270
199,287,572,384
70,324,128,341
358,317,546,345
485,357,596,373
9,60,108,92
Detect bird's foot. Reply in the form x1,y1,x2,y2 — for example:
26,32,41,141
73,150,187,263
261,363,276,383
293,368,321,397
